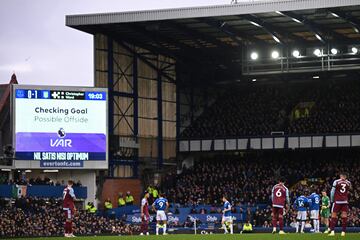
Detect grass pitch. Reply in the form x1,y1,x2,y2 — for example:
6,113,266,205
10,233,360,240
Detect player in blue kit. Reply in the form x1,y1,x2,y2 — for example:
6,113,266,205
293,195,309,233
221,195,233,234
308,190,321,233
152,193,169,235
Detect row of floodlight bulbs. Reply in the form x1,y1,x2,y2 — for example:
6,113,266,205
250,47,359,60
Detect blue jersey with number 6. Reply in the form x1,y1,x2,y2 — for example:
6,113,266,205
154,197,168,211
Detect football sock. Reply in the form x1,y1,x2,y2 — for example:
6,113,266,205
295,222,299,233
341,217,347,232
156,224,159,235
316,219,320,232
140,222,144,233
312,219,317,231
330,217,337,230
222,223,228,233
279,217,284,230
163,224,167,234
66,221,72,234
272,218,277,229
66,221,69,234
69,221,73,234
301,221,305,232
229,223,233,234
64,222,68,234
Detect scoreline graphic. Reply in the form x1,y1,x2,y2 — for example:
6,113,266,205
13,85,108,169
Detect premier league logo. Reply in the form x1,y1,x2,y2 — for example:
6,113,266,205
57,128,66,138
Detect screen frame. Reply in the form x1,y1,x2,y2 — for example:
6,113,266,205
11,84,109,169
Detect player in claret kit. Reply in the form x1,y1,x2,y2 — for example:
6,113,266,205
221,195,233,234
271,178,290,234
308,188,321,233
63,180,76,238
152,193,169,235
328,173,351,237
140,191,150,235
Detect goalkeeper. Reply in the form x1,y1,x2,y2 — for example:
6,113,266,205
321,190,331,233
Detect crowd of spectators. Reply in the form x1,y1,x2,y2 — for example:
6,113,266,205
163,149,360,227
1,177,83,187
0,197,138,238
288,81,360,134
181,79,360,138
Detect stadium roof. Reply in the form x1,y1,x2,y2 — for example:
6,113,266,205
67,0,360,43
66,0,360,81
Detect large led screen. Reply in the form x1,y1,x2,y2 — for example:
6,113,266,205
13,85,108,169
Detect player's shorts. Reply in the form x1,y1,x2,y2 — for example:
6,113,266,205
310,210,319,219
321,208,330,218
331,203,349,213
272,207,284,217
63,208,74,219
222,216,233,223
156,210,167,221
296,211,307,221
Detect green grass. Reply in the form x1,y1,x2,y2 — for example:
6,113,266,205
9,233,360,240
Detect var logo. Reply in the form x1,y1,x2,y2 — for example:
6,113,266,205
50,139,72,147
50,128,72,147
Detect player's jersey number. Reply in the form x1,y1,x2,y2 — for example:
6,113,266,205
315,197,320,204
298,200,304,207
275,189,282,197
340,183,347,193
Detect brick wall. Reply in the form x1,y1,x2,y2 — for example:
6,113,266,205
101,179,142,208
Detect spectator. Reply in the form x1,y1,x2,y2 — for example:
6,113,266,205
263,220,270,228
152,186,159,200
85,202,97,213
104,198,113,210
118,193,126,207
241,220,253,234
125,192,134,206
75,180,82,187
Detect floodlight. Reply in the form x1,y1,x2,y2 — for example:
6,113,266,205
250,52,258,60
271,51,280,59
292,50,300,58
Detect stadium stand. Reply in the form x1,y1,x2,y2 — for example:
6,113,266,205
1,177,83,187
3,0,360,237
0,149,359,237
0,197,139,237
163,149,360,227
181,79,360,138
165,149,360,206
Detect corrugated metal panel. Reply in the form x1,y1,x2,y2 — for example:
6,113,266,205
66,0,360,26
